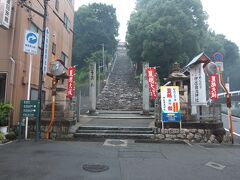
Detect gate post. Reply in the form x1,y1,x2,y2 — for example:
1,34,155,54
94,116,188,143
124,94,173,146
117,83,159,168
89,62,96,114
142,62,149,114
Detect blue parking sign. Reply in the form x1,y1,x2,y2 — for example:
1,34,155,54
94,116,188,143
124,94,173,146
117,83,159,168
23,30,39,55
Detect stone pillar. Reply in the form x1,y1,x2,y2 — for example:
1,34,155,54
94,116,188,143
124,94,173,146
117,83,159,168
89,62,96,114
142,62,149,114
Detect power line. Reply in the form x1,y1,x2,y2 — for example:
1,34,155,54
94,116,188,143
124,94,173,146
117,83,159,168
36,0,44,9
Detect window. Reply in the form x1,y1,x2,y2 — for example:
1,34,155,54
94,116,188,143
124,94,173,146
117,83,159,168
0,73,6,102
64,13,70,30
55,0,59,11
61,52,68,67
52,43,56,55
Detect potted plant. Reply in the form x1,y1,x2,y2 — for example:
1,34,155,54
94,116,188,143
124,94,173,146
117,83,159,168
0,103,13,134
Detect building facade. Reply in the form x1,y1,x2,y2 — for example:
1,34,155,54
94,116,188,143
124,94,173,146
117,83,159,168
0,0,74,125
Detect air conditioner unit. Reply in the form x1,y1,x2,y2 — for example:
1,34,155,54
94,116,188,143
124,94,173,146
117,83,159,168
0,0,12,29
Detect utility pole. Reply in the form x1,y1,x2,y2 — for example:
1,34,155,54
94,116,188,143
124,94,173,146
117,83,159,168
37,0,48,140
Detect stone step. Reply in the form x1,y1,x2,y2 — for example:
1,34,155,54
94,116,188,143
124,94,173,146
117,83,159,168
76,130,154,134
74,126,155,140
80,116,154,119
77,126,153,131
74,133,154,140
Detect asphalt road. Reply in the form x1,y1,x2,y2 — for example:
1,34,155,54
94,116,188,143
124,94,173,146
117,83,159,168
1,140,240,180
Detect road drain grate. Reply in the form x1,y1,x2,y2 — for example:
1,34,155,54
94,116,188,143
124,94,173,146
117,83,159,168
82,164,109,173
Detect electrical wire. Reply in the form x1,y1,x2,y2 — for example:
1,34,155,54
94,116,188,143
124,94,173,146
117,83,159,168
36,0,44,9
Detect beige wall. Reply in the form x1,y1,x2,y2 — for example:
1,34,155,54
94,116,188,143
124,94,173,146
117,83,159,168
0,0,74,125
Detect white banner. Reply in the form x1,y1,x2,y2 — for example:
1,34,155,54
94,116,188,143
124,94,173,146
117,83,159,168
190,63,207,105
43,27,50,75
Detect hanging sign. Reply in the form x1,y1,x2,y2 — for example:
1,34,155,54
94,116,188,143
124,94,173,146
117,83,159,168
160,86,181,122
209,74,218,100
43,27,50,75
66,66,75,99
145,67,157,100
0,0,12,29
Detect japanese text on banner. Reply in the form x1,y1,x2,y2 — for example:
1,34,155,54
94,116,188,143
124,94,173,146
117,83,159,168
145,67,157,100
67,66,75,99
209,74,218,100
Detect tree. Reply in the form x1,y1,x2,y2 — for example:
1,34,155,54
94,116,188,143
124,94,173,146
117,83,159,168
204,31,240,90
126,0,208,78
73,3,119,68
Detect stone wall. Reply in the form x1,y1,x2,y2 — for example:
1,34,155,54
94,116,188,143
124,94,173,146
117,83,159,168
156,128,222,143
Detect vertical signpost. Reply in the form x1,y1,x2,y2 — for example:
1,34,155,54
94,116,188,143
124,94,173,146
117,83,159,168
23,30,39,140
160,86,181,129
89,62,96,114
213,52,234,144
143,62,150,114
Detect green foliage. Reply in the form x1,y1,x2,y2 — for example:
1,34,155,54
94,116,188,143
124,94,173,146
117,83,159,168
127,0,240,89
73,3,119,67
127,0,208,78
75,68,89,88
0,132,5,141
0,103,13,126
204,32,240,90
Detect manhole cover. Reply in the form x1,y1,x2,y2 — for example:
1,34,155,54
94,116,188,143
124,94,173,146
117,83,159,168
82,164,109,173
108,140,125,145
205,161,226,170
103,139,128,147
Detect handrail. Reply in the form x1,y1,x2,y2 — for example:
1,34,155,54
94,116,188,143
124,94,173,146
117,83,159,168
218,90,240,97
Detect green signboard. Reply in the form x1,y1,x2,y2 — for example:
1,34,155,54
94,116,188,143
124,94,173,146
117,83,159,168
20,100,39,118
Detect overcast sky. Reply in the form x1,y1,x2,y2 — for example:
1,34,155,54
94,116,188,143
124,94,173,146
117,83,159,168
74,0,240,48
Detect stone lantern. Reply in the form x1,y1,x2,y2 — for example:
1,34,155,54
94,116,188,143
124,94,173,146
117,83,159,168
166,62,188,95
165,62,189,120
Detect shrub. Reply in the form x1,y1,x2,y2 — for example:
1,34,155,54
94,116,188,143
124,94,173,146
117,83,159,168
0,132,5,141
0,103,13,126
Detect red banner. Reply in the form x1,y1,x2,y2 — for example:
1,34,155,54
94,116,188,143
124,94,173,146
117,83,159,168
146,67,157,100
67,66,75,99
209,74,218,100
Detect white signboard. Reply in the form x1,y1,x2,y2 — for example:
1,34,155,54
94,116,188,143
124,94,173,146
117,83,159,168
43,27,50,75
23,30,39,55
190,63,207,105
0,0,12,29
160,86,181,122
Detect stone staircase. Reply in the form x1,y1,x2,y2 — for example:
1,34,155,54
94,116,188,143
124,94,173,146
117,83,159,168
96,49,142,111
74,126,155,140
